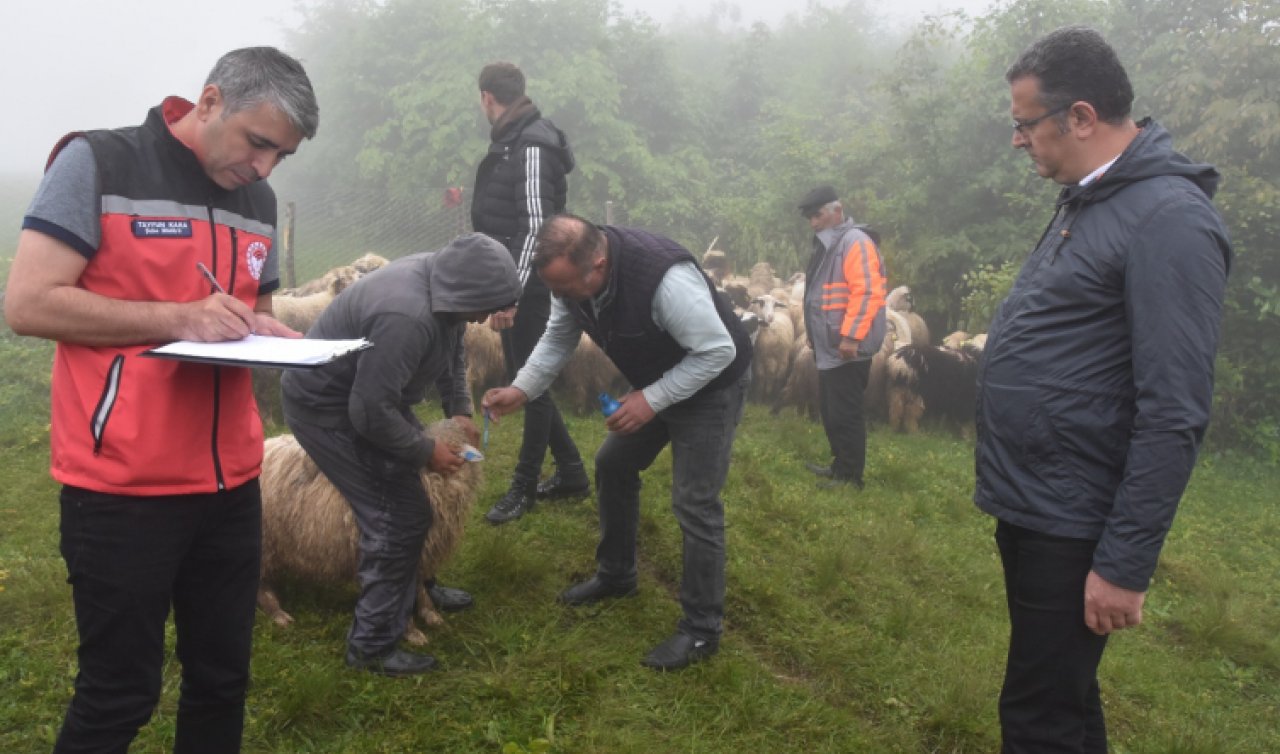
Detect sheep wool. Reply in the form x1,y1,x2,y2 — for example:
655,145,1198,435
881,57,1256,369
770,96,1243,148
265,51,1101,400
257,420,482,645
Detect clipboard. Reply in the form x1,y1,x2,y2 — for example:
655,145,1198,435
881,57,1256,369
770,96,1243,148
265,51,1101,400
143,334,373,369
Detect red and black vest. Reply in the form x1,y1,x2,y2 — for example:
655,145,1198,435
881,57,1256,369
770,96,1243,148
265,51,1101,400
566,226,752,401
47,97,278,495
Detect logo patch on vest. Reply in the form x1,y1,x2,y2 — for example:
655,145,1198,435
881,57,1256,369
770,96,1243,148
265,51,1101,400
246,241,268,281
131,219,192,238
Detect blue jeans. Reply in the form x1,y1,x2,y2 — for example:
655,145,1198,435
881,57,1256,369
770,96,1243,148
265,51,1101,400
995,520,1109,753
593,376,747,640
55,482,261,754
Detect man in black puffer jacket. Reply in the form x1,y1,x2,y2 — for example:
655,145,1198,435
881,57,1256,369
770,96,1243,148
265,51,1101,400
978,26,1231,753
472,61,589,525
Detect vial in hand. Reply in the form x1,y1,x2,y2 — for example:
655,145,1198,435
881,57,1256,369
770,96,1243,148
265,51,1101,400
598,392,620,417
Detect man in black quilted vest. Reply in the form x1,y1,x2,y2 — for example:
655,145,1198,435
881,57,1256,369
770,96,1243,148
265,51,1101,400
482,213,752,671
471,61,590,525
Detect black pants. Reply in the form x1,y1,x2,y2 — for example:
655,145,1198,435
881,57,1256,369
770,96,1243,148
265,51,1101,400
286,418,432,659
817,358,871,481
502,282,583,490
996,520,1110,753
54,482,262,754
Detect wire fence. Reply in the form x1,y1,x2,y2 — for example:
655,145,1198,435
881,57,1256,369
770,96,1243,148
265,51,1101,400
277,185,472,287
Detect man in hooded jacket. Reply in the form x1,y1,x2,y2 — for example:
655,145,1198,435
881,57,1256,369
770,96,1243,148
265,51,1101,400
978,26,1231,752
472,61,590,525
281,233,521,676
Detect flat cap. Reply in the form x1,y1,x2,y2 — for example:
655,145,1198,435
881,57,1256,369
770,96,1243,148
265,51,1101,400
798,185,839,215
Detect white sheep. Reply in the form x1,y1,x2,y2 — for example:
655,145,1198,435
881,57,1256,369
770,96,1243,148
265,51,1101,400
272,265,358,334
747,294,795,403
257,420,482,645
885,284,931,346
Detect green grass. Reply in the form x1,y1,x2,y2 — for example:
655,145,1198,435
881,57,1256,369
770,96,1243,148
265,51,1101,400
1,347,1278,752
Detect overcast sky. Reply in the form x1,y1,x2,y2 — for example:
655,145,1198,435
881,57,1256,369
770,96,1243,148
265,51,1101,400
1,0,992,176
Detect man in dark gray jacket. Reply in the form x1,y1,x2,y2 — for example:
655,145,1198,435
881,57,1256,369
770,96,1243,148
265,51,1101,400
281,234,520,676
977,26,1231,752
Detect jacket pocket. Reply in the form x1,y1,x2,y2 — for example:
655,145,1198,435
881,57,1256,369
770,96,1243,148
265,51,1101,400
90,355,125,455
981,382,1082,503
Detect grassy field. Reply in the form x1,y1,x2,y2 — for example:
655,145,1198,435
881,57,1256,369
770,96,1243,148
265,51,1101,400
1,335,1278,753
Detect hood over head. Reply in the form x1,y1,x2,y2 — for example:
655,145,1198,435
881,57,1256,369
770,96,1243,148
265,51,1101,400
429,233,521,314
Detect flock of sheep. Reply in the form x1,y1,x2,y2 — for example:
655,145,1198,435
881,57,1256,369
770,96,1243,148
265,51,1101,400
698,248,987,437
254,247,989,643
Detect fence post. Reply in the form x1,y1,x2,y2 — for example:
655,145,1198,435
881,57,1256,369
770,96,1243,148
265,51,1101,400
283,201,296,289
605,199,614,225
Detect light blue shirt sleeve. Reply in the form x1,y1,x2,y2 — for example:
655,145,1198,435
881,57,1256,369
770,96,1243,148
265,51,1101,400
511,294,583,400
511,262,735,412
641,262,736,412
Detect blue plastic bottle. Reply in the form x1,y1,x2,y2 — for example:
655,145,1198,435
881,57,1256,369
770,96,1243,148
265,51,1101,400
598,392,620,417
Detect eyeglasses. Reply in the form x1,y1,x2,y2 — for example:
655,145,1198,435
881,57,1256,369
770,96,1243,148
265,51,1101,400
1013,104,1070,135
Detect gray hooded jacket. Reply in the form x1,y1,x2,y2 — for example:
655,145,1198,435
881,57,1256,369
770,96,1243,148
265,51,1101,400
282,233,521,467
974,120,1231,591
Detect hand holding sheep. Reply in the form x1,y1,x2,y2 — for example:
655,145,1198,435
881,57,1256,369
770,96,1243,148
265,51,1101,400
450,415,481,446
428,438,466,475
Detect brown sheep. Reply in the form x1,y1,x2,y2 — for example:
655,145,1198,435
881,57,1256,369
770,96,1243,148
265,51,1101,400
774,307,913,422
464,321,505,398
351,252,390,275
748,261,781,298
771,338,819,421
552,333,628,415
257,420,482,645
865,309,914,421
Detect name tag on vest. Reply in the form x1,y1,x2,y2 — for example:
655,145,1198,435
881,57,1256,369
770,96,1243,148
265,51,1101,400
132,219,192,238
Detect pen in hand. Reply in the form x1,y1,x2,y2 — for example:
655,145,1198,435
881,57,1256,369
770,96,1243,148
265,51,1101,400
196,262,227,294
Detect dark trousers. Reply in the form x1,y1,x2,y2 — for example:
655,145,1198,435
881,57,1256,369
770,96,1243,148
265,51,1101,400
54,482,262,754
996,520,1110,754
502,283,583,491
817,358,871,481
593,376,747,641
286,418,432,659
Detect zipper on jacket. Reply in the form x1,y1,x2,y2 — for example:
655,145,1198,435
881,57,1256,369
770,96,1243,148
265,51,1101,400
210,366,226,491
206,204,226,490
228,227,239,294
90,355,125,455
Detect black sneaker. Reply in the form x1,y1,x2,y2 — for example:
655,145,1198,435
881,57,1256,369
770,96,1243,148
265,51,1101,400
558,576,638,606
818,475,864,490
485,485,535,524
640,632,719,671
426,582,474,612
805,462,834,478
535,467,591,501
345,647,438,677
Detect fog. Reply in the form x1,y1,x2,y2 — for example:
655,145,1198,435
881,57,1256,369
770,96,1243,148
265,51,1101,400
1,0,991,177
